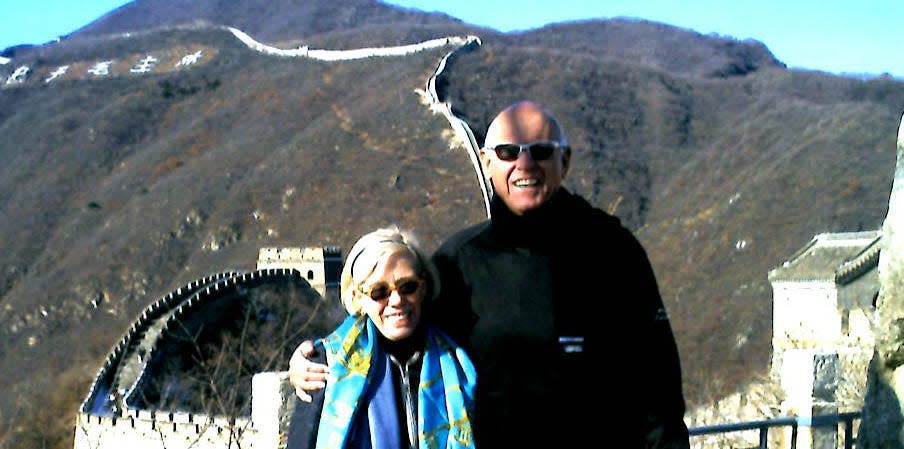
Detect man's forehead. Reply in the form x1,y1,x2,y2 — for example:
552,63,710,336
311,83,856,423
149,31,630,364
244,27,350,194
486,121,560,144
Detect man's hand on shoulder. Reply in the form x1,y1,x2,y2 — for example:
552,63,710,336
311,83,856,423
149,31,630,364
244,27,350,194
288,339,329,403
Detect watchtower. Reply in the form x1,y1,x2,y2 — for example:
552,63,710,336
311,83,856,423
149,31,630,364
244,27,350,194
257,246,342,298
767,231,880,448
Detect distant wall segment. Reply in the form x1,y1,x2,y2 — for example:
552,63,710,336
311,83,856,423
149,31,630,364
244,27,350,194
226,27,490,216
76,247,341,449
225,26,479,61
81,272,241,415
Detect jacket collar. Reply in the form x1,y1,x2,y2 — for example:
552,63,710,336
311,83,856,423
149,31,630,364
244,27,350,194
489,188,574,247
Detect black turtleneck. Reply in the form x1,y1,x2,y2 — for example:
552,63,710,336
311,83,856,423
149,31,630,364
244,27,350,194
379,323,426,362
487,188,574,248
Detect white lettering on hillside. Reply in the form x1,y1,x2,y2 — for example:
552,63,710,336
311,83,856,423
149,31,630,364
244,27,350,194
45,65,70,83
177,50,203,66
5,65,29,84
88,61,114,76
130,55,158,73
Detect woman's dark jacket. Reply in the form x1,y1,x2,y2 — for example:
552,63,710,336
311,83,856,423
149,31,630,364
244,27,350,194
429,188,690,449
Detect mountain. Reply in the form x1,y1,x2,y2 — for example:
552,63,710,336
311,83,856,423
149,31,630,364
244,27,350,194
1,1,903,447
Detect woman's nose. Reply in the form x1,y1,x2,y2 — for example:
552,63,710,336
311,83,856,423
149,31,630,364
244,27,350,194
387,289,404,305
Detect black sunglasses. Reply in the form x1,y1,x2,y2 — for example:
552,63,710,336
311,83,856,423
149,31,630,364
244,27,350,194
359,278,425,301
484,141,566,161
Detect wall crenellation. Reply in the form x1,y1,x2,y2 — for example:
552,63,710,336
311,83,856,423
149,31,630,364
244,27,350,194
81,272,241,414
74,410,254,449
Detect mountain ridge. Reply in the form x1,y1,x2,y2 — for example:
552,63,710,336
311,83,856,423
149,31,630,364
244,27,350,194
1,2,902,447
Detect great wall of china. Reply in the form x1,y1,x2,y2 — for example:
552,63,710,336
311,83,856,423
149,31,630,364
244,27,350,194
4,23,893,449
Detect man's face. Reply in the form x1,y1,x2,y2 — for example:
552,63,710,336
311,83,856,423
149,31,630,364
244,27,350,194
481,127,570,215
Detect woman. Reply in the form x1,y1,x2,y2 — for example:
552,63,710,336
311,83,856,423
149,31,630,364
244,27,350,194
287,226,476,449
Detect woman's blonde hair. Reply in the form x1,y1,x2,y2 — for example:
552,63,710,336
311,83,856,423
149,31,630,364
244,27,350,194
339,225,440,316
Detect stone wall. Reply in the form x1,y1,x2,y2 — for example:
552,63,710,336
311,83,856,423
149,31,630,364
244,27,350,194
74,410,253,449
74,372,299,449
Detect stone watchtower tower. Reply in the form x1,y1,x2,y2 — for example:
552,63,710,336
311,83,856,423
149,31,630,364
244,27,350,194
768,231,881,449
257,246,342,298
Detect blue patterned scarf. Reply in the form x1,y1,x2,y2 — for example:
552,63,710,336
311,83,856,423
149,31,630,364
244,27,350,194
316,315,476,449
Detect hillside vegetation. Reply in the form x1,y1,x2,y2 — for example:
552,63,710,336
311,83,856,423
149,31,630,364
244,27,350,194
1,1,902,447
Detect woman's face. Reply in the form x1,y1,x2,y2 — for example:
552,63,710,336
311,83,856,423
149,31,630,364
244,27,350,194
357,251,424,341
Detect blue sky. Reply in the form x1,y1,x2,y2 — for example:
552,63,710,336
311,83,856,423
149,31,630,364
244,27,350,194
2,0,902,78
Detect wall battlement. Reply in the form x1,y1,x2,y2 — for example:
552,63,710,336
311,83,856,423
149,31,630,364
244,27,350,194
74,372,299,449
74,410,254,449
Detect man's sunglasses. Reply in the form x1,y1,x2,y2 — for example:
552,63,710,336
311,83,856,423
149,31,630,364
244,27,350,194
359,277,424,301
483,141,566,162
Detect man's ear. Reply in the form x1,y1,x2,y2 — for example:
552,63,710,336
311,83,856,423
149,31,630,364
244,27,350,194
479,151,498,193
480,149,493,170
561,146,572,176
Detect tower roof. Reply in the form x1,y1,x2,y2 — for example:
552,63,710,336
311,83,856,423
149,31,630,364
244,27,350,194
768,230,881,284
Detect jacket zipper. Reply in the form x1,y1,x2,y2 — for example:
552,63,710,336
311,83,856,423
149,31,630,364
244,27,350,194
390,351,422,449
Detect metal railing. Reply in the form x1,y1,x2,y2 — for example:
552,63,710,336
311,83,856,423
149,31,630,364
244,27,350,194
689,412,861,449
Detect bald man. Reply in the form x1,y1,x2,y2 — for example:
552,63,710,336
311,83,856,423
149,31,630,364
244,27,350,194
429,100,689,448
291,101,690,448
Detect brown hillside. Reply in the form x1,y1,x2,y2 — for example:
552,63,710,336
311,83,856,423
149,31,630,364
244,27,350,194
1,1,902,447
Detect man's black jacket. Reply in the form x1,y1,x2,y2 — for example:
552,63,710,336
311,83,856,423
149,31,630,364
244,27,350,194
429,189,690,449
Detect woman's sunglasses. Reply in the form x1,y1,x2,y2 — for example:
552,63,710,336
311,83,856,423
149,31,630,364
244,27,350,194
483,141,566,161
359,278,424,301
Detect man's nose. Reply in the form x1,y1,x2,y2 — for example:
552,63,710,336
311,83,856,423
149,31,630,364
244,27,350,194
514,148,537,167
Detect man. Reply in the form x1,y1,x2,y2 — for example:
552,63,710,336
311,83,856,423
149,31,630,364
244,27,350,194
291,100,690,448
